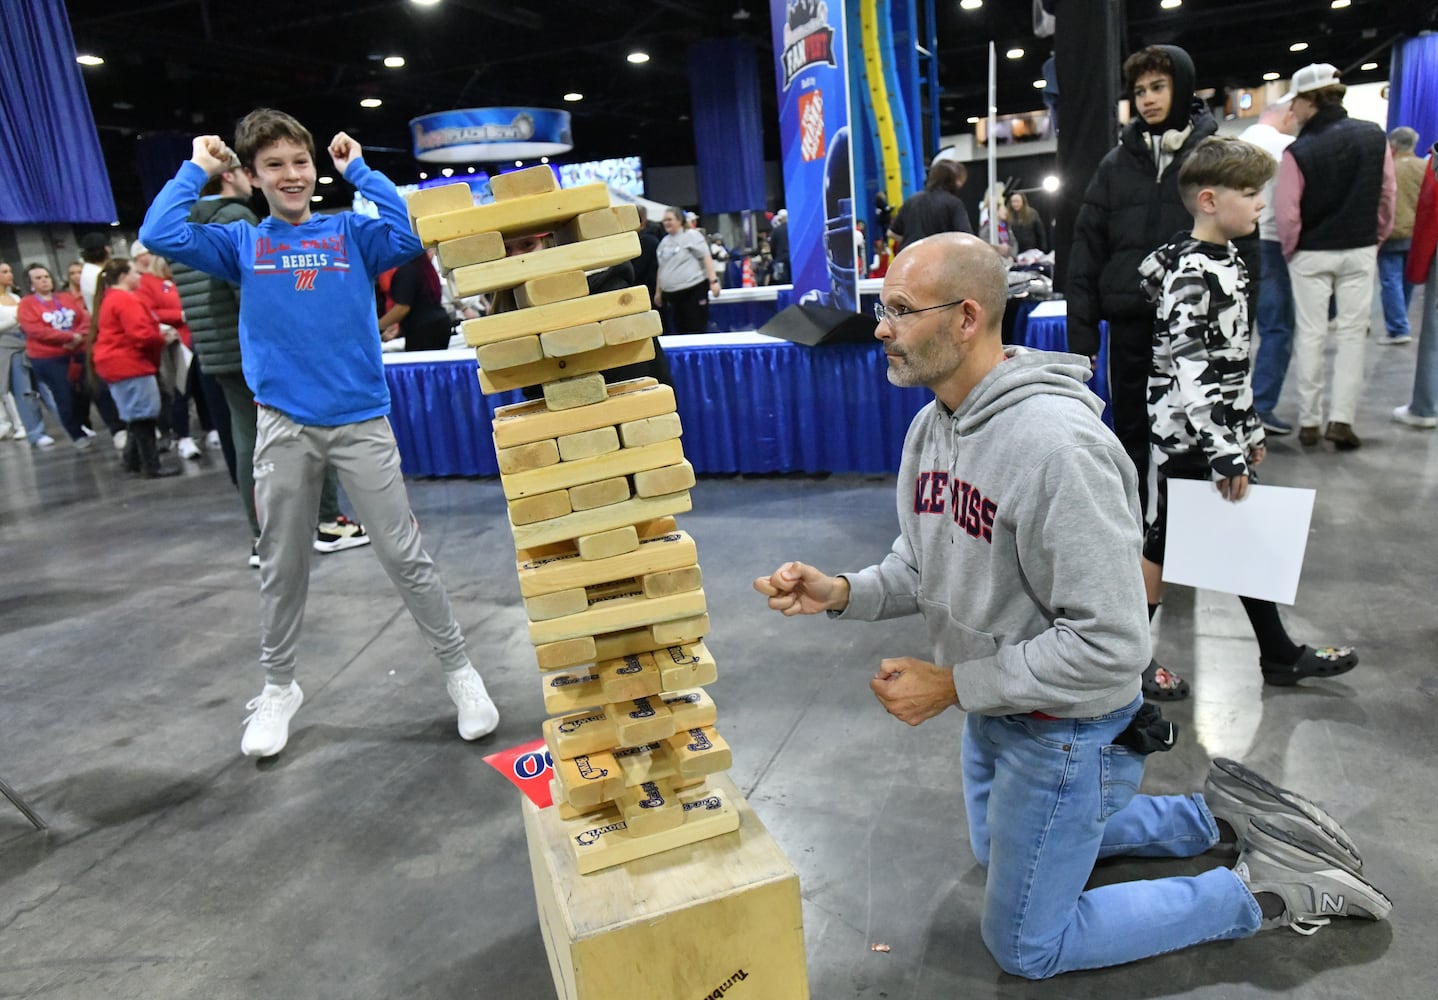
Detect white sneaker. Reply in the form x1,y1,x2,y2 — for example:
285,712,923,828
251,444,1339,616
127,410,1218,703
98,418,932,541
1392,405,1438,430
205,429,222,450
10,428,26,441
74,435,94,451
446,665,499,740
81,425,97,438
177,436,202,459
240,681,304,757
113,428,128,451
33,434,56,450
314,516,371,553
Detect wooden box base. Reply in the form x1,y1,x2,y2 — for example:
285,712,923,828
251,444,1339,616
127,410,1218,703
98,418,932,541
522,773,809,1000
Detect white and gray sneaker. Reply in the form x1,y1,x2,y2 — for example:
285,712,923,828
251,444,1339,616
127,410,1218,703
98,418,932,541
1204,757,1362,870
314,516,371,553
446,665,499,740
1236,818,1391,934
240,681,304,757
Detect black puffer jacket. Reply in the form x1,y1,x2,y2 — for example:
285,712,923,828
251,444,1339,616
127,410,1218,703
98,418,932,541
1066,102,1218,356
171,196,258,375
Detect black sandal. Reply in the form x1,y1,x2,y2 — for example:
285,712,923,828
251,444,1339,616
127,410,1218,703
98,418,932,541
1260,645,1358,686
1142,659,1190,701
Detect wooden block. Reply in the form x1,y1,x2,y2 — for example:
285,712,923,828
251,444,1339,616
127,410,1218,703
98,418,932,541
436,231,504,273
503,438,683,501
510,489,573,527
557,425,619,462
480,339,655,395
642,564,702,599
477,335,543,371
610,203,641,233
516,269,590,310
536,636,597,671
594,624,703,665
416,182,609,246
541,666,604,715
490,164,560,201
596,652,663,703
517,529,695,597
577,526,639,561
525,587,589,622
603,695,676,747
541,322,606,358
550,778,610,822
616,780,685,838
543,373,608,411
657,641,718,691
511,490,690,550
618,411,683,448
544,710,616,760
661,688,717,731
612,741,674,787
601,309,663,346
405,182,474,226
585,577,642,603
652,614,708,646
632,516,679,537
555,207,624,245
451,232,640,297
496,438,559,476
632,460,695,499
493,379,673,449
552,749,624,811
463,287,650,349
523,774,808,994
568,476,630,512
528,588,707,646
668,725,732,778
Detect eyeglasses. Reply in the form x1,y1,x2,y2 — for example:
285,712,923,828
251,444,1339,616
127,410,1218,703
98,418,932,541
873,298,968,325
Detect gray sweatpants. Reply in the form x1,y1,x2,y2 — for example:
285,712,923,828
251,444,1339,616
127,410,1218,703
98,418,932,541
253,407,470,685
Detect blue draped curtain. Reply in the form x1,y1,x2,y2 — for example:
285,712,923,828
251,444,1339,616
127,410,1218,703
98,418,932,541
0,0,117,223
1389,34,1438,156
687,39,767,214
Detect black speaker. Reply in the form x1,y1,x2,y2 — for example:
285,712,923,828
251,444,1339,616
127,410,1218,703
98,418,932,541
757,303,878,346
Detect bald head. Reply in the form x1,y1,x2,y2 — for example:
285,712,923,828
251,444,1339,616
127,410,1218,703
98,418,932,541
892,232,1008,335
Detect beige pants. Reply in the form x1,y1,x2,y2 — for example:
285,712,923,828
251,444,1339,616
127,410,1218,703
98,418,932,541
1287,246,1377,427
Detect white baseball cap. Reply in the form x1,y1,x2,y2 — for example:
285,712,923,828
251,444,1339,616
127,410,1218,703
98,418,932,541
1280,63,1341,102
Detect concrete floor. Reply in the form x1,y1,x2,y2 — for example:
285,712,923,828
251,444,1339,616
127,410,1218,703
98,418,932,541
2,319,1435,999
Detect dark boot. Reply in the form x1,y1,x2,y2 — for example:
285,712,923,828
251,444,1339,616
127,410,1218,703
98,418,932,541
133,419,180,478
121,421,142,474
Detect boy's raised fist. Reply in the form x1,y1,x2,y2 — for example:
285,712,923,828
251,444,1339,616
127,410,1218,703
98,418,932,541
328,132,362,174
190,135,234,177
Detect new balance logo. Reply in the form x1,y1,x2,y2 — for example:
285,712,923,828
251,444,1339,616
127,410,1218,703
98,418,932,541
294,269,319,291
1320,891,1345,913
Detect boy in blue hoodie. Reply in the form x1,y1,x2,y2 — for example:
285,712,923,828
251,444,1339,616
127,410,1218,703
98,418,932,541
1138,136,1357,690
755,232,1388,977
140,110,498,758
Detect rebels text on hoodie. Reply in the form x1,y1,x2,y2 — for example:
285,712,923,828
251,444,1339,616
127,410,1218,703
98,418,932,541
839,350,1149,718
139,159,422,426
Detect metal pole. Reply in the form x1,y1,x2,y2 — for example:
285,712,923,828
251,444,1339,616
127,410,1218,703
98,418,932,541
987,41,998,248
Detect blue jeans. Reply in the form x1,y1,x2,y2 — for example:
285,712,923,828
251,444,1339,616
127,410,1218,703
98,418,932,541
27,355,85,441
1377,244,1414,337
1409,259,1438,417
1251,240,1295,415
6,349,46,441
961,698,1260,978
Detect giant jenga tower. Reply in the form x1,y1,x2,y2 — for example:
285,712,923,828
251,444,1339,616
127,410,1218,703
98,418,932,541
407,170,808,1000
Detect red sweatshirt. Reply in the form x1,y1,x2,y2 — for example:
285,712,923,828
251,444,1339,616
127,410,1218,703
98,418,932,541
137,272,192,348
94,288,166,382
17,292,90,360
1407,151,1437,285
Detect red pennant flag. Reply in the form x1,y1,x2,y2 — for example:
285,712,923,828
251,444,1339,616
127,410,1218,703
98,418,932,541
482,736,554,808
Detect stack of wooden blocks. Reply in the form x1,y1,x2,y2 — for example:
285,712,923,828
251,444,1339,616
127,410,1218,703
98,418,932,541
408,168,738,875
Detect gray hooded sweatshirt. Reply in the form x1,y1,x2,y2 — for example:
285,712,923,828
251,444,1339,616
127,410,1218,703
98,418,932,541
840,348,1149,718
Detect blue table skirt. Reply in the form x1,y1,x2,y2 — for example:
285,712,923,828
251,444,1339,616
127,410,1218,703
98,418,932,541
384,319,1110,478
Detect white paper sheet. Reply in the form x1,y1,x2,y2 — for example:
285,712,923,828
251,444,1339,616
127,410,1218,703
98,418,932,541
1160,480,1316,605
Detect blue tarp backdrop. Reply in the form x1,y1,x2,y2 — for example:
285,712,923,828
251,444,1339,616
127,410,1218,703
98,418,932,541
0,0,116,223
1389,33,1438,157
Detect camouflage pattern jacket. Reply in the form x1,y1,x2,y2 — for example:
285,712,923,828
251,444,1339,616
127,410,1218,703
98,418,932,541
1139,235,1265,480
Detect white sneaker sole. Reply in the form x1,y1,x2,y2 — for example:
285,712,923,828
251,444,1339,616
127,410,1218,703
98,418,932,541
240,685,304,757
313,534,372,554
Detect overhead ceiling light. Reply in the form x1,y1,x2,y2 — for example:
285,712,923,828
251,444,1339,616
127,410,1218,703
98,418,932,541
966,116,981,124
541,156,550,163
383,56,406,68
319,175,334,184
1263,72,1280,81
1006,48,1024,60
467,166,475,173
1361,61,1379,70
1032,78,1046,89
409,0,441,6
1042,175,1061,192
627,51,650,64
960,0,983,9
418,172,428,180
1331,0,1351,8
441,167,454,177
732,4,751,19
110,220,120,227
1160,0,1182,9
563,92,583,102
514,160,523,167
311,195,323,202
113,100,133,110
76,54,104,66
1289,42,1309,52
360,97,383,108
